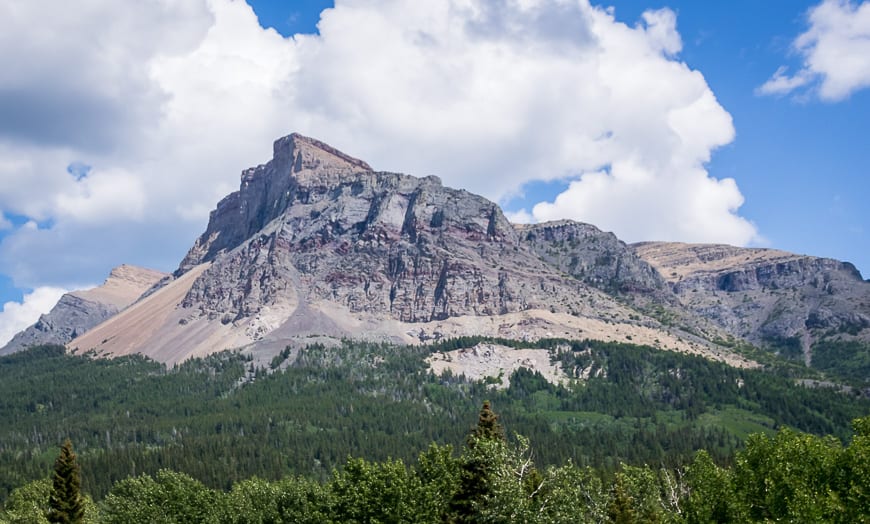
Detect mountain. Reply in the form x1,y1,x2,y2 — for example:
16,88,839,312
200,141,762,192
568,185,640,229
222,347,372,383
0,265,166,355
67,134,725,366
634,242,870,367
62,133,867,382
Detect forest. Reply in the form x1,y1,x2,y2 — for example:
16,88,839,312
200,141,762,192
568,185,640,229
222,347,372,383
0,339,868,521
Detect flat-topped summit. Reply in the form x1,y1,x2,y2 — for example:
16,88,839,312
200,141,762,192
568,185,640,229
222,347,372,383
73,264,168,309
269,133,373,175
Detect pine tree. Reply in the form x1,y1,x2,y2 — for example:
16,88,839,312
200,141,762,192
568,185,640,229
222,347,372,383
47,439,85,524
607,476,638,524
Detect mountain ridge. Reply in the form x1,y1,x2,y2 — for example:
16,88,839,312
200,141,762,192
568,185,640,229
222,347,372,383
0,132,862,381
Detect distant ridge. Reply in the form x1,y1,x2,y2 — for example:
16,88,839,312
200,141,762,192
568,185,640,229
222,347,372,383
1,265,166,355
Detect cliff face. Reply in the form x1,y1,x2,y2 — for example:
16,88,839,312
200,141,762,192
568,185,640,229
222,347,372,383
0,265,166,355
177,134,630,326
633,242,870,360
517,220,667,295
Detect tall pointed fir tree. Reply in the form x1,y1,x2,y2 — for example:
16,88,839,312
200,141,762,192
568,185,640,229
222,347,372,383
469,400,505,443
449,401,507,522
47,439,85,524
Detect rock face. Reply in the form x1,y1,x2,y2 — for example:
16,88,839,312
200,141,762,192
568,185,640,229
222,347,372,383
633,242,870,360
517,221,667,296
0,265,167,355
177,134,633,327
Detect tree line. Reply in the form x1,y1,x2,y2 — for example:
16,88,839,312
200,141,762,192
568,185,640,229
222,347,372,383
3,405,869,523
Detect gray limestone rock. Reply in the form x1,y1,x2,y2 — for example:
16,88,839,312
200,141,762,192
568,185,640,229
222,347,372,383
633,242,870,361
517,220,667,295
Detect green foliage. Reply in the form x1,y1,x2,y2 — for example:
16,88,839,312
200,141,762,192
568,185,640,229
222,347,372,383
330,457,423,523
1,479,52,524
470,400,505,443
536,464,608,523
0,479,98,524
48,440,84,524
4,400,870,522
606,475,639,524
763,335,804,361
416,444,460,521
100,470,221,524
811,340,870,386
682,450,744,523
732,424,857,522
1,339,868,512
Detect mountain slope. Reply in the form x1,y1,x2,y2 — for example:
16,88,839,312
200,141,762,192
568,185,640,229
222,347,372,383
1,265,166,355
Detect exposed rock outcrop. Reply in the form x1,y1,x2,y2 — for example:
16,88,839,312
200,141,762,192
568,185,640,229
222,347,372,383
517,220,667,295
177,134,640,328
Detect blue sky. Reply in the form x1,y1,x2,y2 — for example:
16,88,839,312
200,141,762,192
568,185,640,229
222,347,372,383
0,0,868,343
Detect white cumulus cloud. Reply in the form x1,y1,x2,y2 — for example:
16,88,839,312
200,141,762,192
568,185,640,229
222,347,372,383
0,287,68,347
0,0,758,292
759,0,870,101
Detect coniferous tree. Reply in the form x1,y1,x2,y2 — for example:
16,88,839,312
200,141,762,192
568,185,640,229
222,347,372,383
449,401,507,522
606,476,637,524
47,439,85,524
469,400,505,444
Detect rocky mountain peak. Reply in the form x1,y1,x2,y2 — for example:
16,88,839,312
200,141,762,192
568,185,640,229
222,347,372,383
269,133,373,176
68,133,723,365
178,133,376,272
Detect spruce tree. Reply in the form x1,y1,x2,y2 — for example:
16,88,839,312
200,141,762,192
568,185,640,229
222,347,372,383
47,439,85,524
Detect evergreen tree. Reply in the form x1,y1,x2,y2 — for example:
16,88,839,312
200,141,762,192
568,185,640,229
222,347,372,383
47,439,85,524
469,400,505,444
606,476,637,524
449,401,507,522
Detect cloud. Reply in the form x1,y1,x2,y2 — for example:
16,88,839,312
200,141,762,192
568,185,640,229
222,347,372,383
55,168,147,224
0,286,68,347
759,0,870,101
0,0,213,152
0,0,757,292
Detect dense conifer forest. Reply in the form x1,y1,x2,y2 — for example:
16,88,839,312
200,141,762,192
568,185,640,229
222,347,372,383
0,340,868,522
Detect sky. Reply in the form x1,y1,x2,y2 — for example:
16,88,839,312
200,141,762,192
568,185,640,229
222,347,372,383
0,0,868,345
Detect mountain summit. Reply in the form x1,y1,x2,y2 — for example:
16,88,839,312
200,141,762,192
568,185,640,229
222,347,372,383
67,134,716,365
